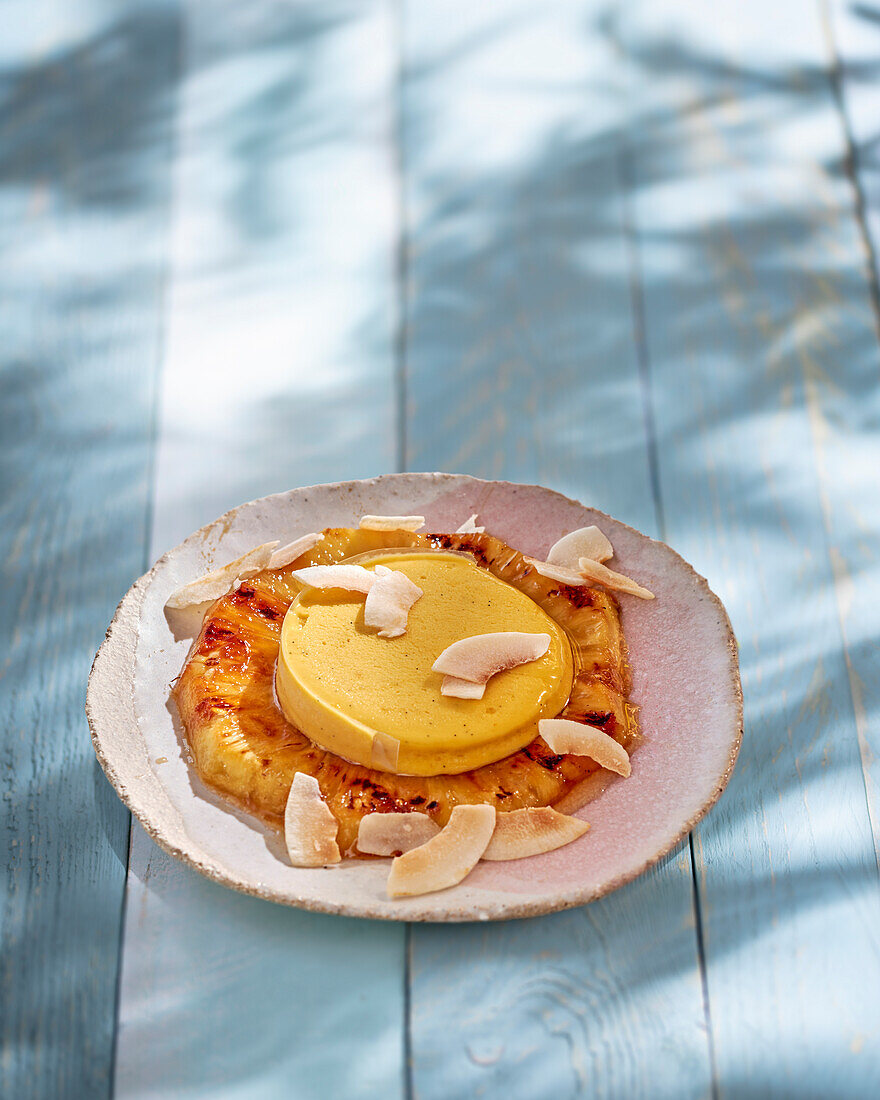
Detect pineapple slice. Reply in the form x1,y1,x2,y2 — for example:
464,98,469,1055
174,528,638,855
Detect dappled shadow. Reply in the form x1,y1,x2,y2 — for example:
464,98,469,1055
1,2,405,1098
396,4,880,1097
0,7,176,1099
0,9,179,208
4,1,880,1098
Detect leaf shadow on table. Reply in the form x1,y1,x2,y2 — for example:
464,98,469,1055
395,6,880,1099
4,0,879,1097
0,6,183,1098
56,4,411,1099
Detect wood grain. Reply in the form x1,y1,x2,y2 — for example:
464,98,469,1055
825,0,880,869
621,0,880,1091
112,3,406,1098
5,0,880,1094
0,1,178,1095
400,3,712,1096
825,0,880,316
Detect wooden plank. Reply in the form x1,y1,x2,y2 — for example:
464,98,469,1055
621,0,880,1091
113,3,406,1098
0,2,177,1095
401,4,713,1097
825,0,880,867
825,0,880,299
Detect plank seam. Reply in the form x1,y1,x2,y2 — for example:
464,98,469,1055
797,345,880,878
623,164,666,545
393,0,409,476
814,0,880,878
819,0,880,345
108,8,187,1095
618,138,720,1098
392,1,415,1096
403,926,414,1100
688,833,720,1100
107,822,134,1100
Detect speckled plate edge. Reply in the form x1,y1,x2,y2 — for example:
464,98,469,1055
86,473,743,922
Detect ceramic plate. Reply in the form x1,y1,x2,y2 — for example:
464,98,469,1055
87,473,742,921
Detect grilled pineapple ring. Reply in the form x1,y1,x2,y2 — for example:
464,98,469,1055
174,529,638,855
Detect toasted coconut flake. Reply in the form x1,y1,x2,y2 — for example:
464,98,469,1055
284,773,341,866
539,718,632,777
363,565,423,638
432,632,550,684
523,557,590,586
525,553,654,600
440,675,486,700
387,804,496,898
482,807,590,861
268,532,322,569
455,514,485,534
165,541,280,609
359,514,425,532
547,525,613,566
357,812,440,856
371,730,401,771
577,557,654,600
290,563,376,594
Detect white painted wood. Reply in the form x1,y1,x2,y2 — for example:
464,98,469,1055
621,0,880,1092
826,0,880,869
113,3,404,1097
826,0,880,299
0,2,177,1095
399,2,713,1096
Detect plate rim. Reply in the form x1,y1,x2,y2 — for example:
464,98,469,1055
87,471,743,922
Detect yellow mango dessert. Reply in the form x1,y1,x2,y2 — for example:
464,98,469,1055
276,551,573,775
173,526,640,857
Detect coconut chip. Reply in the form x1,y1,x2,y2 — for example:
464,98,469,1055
371,730,401,771
268,532,322,569
481,806,590,861
387,804,496,898
284,772,341,866
440,675,486,700
523,558,590,586
359,514,425,532
538,718,631,777
547,525,613,566
577,557,654,600
290,563,376,594
357,812,440,856
293,562,422,638
165,541,280,609
524,555,654,600
363,565,423,638
432,632,551,686
455,514,485,534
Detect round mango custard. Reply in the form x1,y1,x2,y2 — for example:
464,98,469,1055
275,551,573,775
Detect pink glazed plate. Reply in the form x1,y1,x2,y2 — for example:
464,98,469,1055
86,473,742,922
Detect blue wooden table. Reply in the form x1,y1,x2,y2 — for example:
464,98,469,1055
3,1,879,1096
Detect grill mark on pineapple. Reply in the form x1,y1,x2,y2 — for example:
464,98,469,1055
584,710,615,732
199,618,251,667
194,697,233,720
429,532,469,553
550,585,599,609
202,621,234,645
522,746,565,770
231,581,285,622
